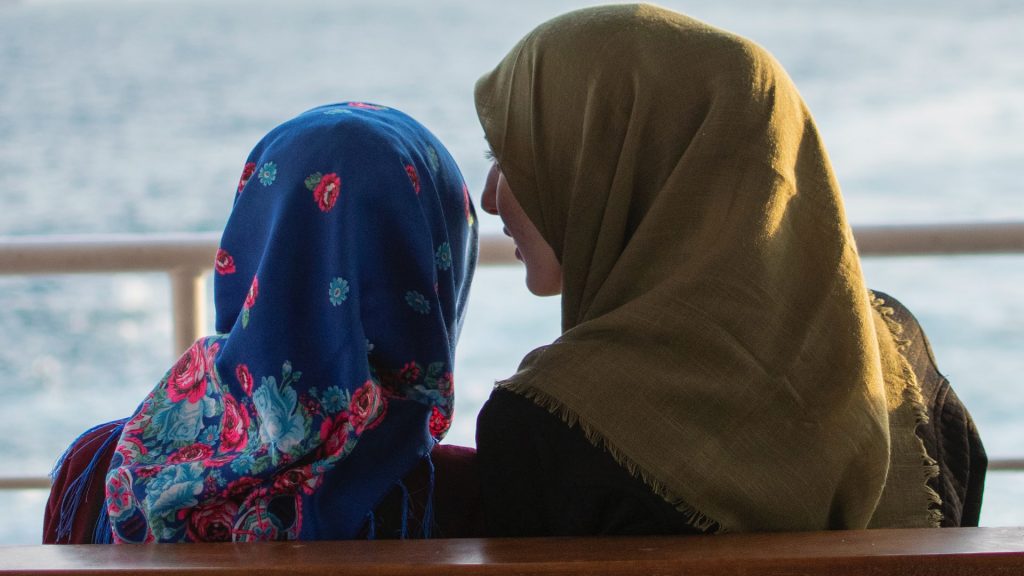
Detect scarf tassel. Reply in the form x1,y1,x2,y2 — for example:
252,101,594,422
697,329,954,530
420,452,435,539
363,451,437,540
50,419,126,544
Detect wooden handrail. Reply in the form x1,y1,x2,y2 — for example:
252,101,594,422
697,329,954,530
2,528,1023,575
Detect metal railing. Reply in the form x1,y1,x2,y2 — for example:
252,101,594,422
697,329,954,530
1,221,1023,490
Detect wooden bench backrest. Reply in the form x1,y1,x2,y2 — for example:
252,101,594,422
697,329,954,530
2,527,1022,575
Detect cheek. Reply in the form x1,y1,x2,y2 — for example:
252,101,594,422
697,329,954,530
495,180,530,236
500,209,532,241
523,246,563,296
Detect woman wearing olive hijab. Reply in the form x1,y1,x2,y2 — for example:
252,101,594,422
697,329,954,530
474,4,984,535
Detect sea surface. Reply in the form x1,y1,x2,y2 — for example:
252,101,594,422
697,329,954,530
0,0,1021,544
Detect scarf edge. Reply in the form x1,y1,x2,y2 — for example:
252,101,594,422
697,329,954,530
870,292,944,528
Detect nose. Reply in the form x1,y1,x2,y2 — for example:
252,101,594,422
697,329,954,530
480,163,499,215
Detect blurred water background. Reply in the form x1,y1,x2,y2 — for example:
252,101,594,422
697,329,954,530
0,0,1021,544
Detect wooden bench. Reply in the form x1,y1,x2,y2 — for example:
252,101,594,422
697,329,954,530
2,527,1022,575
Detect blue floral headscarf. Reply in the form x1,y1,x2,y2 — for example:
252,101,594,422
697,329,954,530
103,103,477,542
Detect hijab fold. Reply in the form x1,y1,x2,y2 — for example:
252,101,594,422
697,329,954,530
476,4,938,532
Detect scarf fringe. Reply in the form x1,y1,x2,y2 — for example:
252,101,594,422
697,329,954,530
93,501,113,544
362,451,437,540
397,481,411,538
365,511,376,540
497,381,722,534
420,451,436,539
870,293,944,527
50,419,126,544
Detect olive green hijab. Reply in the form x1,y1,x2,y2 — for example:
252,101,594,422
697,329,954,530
475,4,939,532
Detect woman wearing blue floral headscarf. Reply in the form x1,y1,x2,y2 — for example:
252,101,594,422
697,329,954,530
45,102,478,543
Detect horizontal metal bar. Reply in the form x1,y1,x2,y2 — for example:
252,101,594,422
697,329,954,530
0,477,50,490
853,222,1024,256
987,459,1024,472
1,221,1022,276
0,232,221,274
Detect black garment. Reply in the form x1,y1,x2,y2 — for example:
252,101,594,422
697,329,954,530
476,388,705,537
873,291,987,527
476,292,986,536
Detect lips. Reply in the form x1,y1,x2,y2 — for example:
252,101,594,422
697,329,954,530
504,227,522,260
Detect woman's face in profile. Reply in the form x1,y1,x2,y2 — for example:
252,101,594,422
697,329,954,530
481,163,562,296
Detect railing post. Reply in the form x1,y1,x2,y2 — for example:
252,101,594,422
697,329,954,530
169,267,207,357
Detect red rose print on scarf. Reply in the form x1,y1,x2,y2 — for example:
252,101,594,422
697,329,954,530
186,500,238,542
346,102,385,110
235,364,254,395
115,435,148,461
223,476,264,499
168,443,215,464
319,418,347,456
237,162,256,193
349,380,386,433
205,341,220,367
318,413,351,458
215,249,236,275
241,275,259,328
273,465,319,495
167,342,209,404
220,395,250,453
429,405,450,439
405,164,420,194
244,276,259,308
305,172,341,212
399,361,421,384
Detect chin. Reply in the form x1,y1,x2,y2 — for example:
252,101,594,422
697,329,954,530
525,276,562,297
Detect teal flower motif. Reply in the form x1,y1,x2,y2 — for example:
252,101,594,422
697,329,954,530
322,385,345,414
152,399,203,444
426,146,440,173
146,462,204,516
405,290,431,314
253,374,306,460
200,425,218,445
328,277,350,306
323,108,353,115
230,452,255,474
435,242,452,271
206,469,226,490
257,162,277,186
